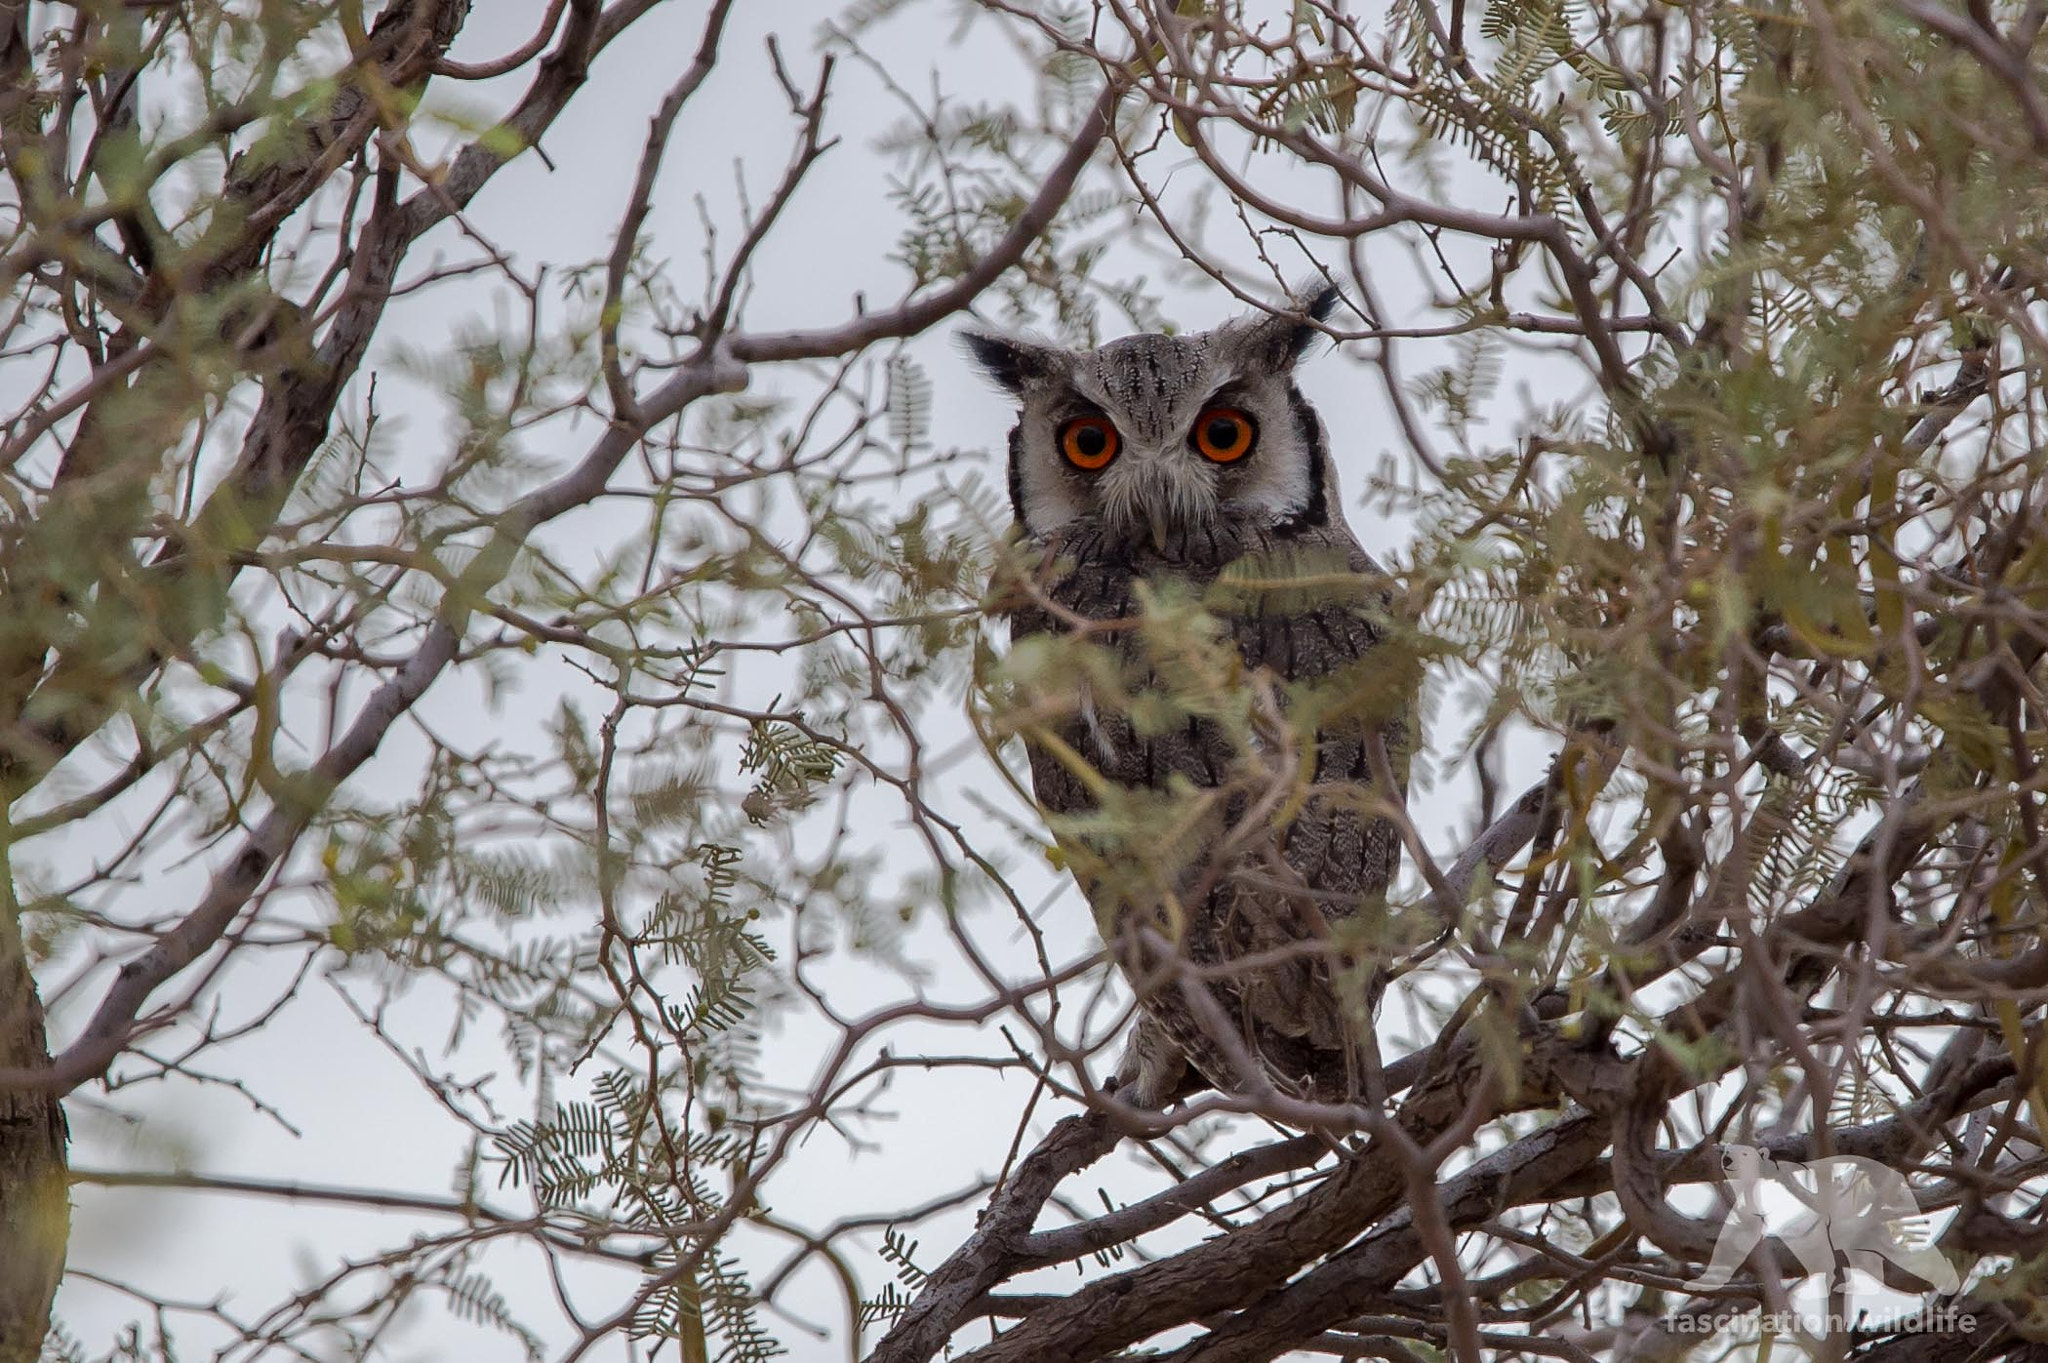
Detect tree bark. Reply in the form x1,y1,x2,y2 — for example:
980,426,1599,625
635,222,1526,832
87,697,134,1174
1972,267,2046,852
0,887,64,1363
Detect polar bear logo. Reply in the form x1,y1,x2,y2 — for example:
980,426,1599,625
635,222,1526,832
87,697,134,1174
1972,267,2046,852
1684,1144,1958,1302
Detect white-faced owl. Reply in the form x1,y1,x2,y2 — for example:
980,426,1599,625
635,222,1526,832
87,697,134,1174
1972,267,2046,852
970,288,1410,1108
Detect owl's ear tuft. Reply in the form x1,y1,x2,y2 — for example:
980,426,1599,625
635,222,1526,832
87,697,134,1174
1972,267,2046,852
1281,282,1343,364
959,330,1062,395
1300,281,1342,328
1235,284,1345,370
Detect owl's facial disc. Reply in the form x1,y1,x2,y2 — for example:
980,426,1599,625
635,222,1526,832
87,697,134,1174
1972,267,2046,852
1101,392,1273,552
1097,446,1218,554
965,286,1342,544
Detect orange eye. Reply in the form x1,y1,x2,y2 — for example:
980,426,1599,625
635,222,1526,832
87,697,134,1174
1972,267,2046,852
1058,415,1119,471
1192,407,1256,463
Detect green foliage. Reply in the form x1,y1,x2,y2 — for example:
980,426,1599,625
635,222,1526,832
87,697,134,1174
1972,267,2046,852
633,1251,786,1362
858,1229,931,1329
437,1268,545,1361
739,714,845,825
887,355,934,455
489,1053,780,1359
1411,333,1505,428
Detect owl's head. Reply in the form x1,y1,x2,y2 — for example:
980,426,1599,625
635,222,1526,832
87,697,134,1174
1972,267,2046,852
963,287,1343,552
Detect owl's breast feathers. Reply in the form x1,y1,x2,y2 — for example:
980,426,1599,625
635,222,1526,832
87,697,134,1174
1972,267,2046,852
1001,516,1410,1104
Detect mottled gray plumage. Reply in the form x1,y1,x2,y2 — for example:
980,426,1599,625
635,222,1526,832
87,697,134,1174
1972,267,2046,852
969,290,1409,1107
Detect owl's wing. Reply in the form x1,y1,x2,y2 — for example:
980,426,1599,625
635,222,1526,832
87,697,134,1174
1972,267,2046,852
1195,527,1410,1086
1225,527,1409,901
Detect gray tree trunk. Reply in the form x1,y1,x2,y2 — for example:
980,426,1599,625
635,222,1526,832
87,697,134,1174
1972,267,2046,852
0,897,64,1363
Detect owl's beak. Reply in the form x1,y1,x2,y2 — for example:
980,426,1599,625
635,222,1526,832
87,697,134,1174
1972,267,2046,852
1146,503,1170,554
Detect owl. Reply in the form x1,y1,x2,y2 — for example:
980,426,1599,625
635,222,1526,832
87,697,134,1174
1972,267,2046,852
969,288,1409,1109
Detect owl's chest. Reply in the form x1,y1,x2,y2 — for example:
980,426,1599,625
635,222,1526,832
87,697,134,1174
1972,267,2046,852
1011,550,1384,806
1022,541,1384,686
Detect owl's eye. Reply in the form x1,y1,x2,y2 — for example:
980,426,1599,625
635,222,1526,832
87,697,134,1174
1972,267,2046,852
1058,415,1120,471
1192,407,1256,463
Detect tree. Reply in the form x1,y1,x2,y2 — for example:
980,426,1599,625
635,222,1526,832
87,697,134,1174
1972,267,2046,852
1,0,2044,1361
